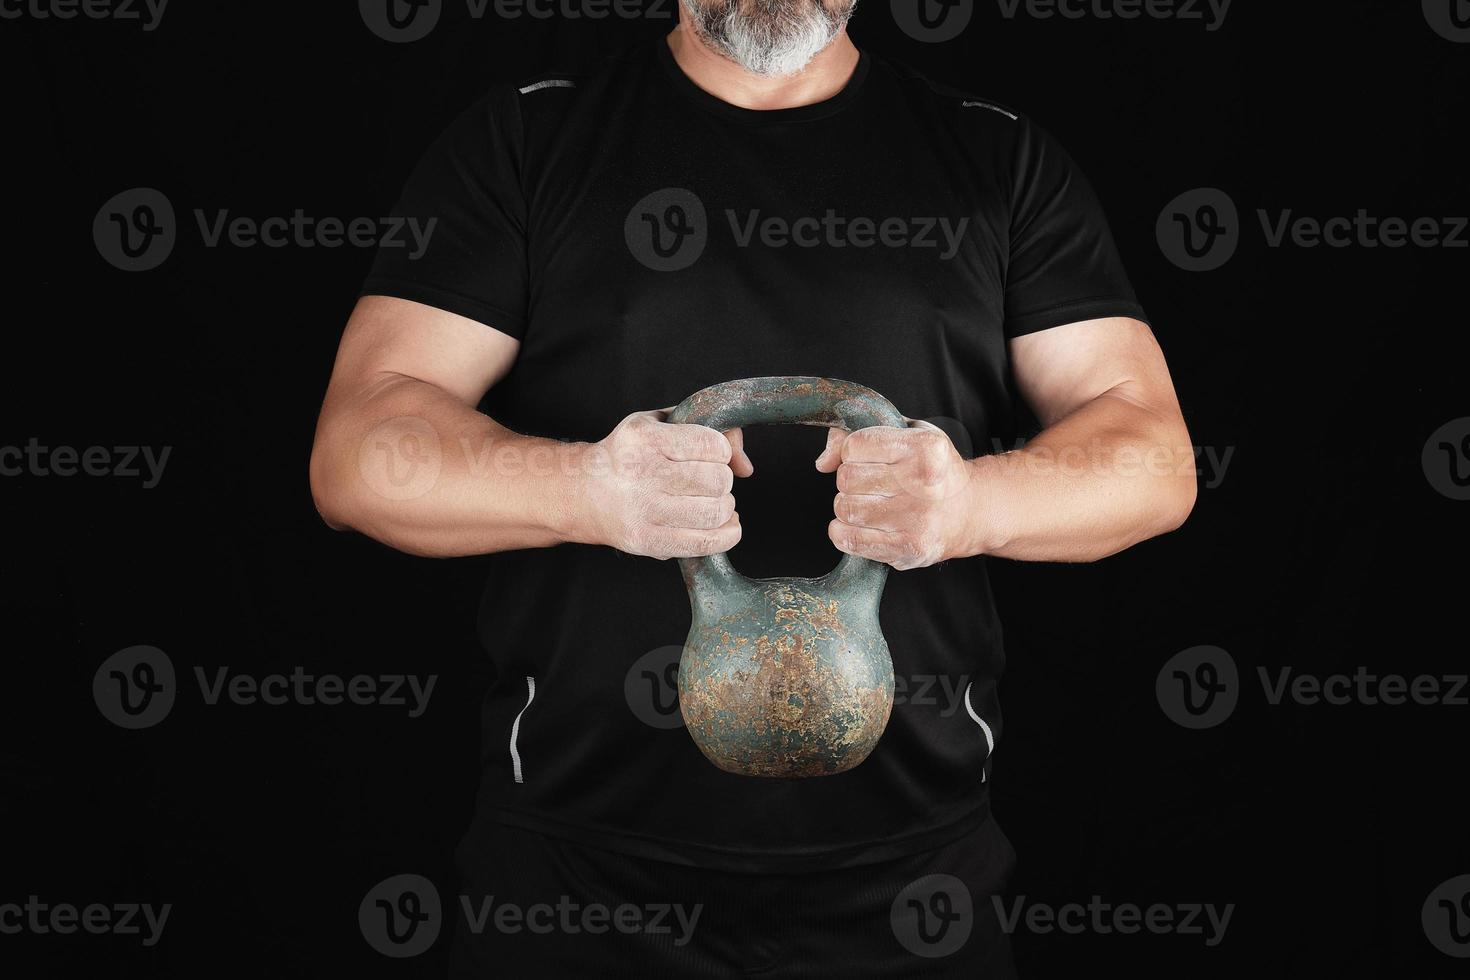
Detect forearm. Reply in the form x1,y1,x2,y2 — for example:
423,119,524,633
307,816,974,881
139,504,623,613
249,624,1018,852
310,374,590,557
961,388,1197,563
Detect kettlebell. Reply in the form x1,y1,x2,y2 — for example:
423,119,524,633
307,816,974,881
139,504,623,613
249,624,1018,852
667,376,906,778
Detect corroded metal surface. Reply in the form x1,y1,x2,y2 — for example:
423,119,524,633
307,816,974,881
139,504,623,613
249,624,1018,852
668,377,905,778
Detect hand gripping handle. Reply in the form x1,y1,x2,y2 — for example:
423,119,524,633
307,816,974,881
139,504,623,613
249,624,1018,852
666,377,906,593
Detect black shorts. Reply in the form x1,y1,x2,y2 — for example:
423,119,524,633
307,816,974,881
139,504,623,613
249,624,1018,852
449,816,1020,978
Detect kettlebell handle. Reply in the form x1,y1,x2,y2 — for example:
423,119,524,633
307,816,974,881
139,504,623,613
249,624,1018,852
666,377,907,593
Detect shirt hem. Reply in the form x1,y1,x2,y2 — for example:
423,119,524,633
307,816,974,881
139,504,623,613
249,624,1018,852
360,276,527,340
1004,299,1149,339
492,801,993,873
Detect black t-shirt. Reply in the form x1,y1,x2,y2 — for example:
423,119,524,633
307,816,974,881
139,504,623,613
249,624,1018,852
362,39,1145,872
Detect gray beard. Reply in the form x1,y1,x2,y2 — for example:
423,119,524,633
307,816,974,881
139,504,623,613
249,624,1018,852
681,0,858,77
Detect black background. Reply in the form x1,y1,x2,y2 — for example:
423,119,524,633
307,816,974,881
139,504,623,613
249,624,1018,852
4,0,1468,976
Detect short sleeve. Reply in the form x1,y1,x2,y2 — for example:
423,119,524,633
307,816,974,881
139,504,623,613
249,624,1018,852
1003,117,1147,338
361,88,529,339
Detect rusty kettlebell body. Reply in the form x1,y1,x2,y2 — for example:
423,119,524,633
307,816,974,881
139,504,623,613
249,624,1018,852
668,377,906,778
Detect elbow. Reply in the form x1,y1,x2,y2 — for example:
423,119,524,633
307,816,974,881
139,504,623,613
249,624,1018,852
308,433,353,533
1151,415,1198,536
1158,473,1197,535
1089,478,1194,564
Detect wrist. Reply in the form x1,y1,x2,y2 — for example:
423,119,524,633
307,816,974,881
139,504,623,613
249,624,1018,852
957,455,1015,557
533,439,600,547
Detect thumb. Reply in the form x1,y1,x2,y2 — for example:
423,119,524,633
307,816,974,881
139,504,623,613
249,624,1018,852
726,427,754,478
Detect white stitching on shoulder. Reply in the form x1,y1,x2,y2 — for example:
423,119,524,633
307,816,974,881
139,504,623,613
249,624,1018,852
961,100,1018,120
518,79,576,95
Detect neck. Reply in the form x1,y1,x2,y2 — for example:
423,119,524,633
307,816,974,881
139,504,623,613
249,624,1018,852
666,16,859,111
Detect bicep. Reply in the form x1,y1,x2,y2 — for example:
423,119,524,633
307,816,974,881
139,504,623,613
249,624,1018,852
1008,316,1182,426
326,295,520,407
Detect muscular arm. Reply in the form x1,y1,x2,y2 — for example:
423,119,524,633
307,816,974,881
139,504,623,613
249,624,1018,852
977,316,1197,561
309,296,747,559
821,317,1196,567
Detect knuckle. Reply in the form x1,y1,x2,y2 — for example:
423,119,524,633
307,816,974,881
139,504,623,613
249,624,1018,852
649,530,680,560
913,456,944,489
916,427,945,450
626,527,657,558
827,519,847,546
631,489,657,523
841,431,870,460
703,433,733,462
710,465,735,495
694,500,723,529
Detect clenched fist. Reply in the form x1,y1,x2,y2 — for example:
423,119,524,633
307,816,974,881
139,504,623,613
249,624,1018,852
579,410,753,560
816,421,977,571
